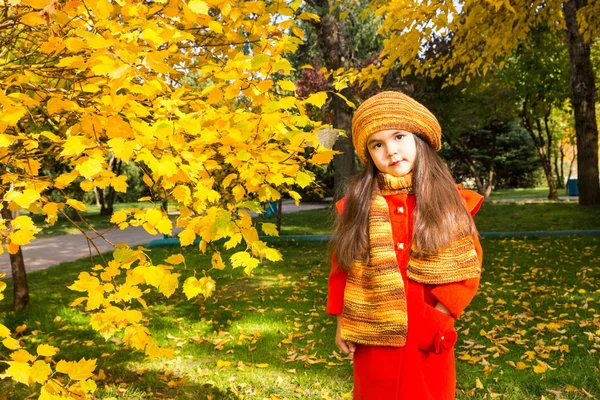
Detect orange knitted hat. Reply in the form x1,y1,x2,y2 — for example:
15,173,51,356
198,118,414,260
352,91,442,165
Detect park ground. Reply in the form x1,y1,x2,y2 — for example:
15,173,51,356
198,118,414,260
1,192,599,399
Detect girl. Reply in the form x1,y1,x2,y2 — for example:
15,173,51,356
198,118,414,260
327,91,483,399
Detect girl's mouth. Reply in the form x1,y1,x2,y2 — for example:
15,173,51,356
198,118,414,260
391,160,402,166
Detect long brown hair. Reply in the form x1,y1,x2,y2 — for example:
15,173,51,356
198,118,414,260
332,135,477,271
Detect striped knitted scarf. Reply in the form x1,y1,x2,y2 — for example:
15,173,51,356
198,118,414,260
341,172,481,347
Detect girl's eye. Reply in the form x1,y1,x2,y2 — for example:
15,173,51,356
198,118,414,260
395,134,404,140
372,143,382,149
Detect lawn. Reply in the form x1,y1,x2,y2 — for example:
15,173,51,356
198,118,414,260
487,187,571,200
257,201,600,235
27,202,158,237
1,236,599,399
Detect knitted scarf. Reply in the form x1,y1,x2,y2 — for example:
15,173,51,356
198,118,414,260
341,172,481,347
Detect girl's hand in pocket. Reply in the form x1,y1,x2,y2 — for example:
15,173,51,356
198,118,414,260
336,315,356,354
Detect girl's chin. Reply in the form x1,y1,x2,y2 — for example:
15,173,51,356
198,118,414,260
388,170,411,177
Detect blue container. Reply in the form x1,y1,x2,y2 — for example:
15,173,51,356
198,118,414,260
566,179,579,196
263,201,278,217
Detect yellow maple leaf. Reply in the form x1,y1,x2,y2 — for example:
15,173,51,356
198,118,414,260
4,361,32,385
11,349,36,363
111,175,128,193
261,223,279,237
178,228,196,246
533,361,548,374
188,0,209,14
66,198,87,212
0,324,11,338
165,254,185,265
217,360,231,369
67,358,97,381
211,252,225,270
158,273,180,298
7,189,40,208
110,210,128,225
30,360,52,384
37,344,59,357
304,92,328,107
3,337,21,350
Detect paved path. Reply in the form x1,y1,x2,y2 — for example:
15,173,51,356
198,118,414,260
0,200,331,277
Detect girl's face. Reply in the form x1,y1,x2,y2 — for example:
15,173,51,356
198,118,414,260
367,129,416,177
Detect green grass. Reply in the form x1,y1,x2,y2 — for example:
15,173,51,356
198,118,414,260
257,201,600,235
488,187,571,200
27,202,157,237
1,237,600,399
474,202,600,232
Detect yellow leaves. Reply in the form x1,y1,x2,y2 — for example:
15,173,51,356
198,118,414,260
56,358,97,381
182,276,216,300
277,80,296,92
158,273,180,298
178,228,197,247
295,171,313,188
165,254,185,265
533,360,548,374
230,251,260,275
251,53,270,69
66,198,87,212
5,189,40,208
111,210,128,225
3,337,22,350
311,150,337,165
4,361,32,385
30,360,52,384
8,215,40,247
217,360,231,369
261,223,279,237
36,344,58,357
172,185,192,205
76,157,104,179
188,0,209,15
111,175,128,193
211,252,225,270
304,92,328,107
11,349,36,363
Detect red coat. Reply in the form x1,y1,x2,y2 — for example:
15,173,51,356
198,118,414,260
327,189,483,400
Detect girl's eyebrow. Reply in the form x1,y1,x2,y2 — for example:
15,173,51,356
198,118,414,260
367,130,403,145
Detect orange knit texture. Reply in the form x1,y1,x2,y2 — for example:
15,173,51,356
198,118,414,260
340,173,481,347
352,91,442,165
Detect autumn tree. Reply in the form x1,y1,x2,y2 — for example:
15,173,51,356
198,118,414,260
364,0,600,205
0,0,334,396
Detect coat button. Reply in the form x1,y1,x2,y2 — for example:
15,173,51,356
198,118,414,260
396,206,404,214
396,242,404,250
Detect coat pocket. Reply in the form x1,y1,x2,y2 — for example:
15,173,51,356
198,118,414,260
417,303,457,353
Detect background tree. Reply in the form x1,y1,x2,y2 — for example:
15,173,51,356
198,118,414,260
0,0,333,395
364,0,600,205
497,26,571,200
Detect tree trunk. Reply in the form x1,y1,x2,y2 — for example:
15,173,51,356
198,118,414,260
94,187,104,209
521,102,559,201
309,0,356,198
276,198,282,234
446,138,485,196
100,157,121,216
563,0,600,206
1,206,29,311
557,145,565,189
484,129,497,199
332,97,355,198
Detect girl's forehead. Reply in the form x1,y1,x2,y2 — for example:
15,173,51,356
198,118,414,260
368,129,414,141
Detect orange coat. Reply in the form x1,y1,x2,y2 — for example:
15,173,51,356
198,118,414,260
327,189,483,400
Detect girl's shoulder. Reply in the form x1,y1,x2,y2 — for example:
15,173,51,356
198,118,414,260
456,185,484,216
335,196,348,215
